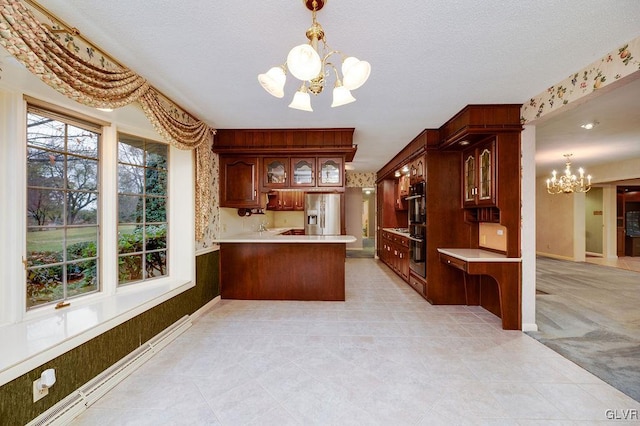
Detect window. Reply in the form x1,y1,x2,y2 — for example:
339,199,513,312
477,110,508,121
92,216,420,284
26,107,101,309
117,134,168,285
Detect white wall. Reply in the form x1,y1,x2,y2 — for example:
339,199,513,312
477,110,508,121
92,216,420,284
585,188,604,254
345,187,363,249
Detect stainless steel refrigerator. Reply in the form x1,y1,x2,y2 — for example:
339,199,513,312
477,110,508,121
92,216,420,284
304,193,341,235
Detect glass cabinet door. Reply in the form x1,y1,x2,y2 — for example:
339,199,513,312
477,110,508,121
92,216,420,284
478,148,492,201
318,157,343,187
464,153,476,203
290,158,315,187
263,157,288,188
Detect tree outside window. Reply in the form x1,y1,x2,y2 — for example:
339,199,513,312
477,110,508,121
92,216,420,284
117,134,168,285
26,109,100,308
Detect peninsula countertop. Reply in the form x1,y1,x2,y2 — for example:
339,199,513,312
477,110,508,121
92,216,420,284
437,248,522,262
216,228,357,244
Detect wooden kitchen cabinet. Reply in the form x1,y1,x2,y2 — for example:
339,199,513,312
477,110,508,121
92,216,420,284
399,174,410,197
220,156,260,208
410,155,425,184
462,139,496,207
317,157,343,187
263,157,288,189
395,175,409,211
266,190,305,211
290,157,315,187
292,190,305,211
380,230,409,282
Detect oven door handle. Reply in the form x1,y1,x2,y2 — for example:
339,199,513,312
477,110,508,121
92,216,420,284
408,236,424,242
404,195,422,201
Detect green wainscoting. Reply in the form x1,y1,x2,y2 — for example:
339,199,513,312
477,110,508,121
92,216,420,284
0,249,219,426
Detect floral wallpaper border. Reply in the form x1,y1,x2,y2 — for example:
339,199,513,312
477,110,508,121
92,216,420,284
521,35,640,124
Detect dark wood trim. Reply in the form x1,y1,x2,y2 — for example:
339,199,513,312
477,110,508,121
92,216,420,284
439,104,522,149
213,128,357,161
376,129,439,181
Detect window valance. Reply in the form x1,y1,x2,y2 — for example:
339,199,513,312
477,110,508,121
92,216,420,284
0,0,214,240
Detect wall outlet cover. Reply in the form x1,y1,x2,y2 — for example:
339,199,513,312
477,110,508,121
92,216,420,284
33,380,48,402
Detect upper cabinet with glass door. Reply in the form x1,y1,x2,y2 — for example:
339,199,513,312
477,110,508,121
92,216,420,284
462,139,496,207
290,157,315,187
263,157,288,189
317,157,344,187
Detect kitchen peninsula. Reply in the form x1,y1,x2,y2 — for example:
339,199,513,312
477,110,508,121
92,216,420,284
212,128,358,302
216,229,355,301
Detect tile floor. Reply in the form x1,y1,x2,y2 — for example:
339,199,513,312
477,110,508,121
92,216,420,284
585,255,640,273
71,259,640,425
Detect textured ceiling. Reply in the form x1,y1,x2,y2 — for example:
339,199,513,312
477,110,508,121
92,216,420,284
33,1,640,173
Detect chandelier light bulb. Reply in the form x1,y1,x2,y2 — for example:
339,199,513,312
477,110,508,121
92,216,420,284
287,44,322,81
258,67,286,98
288,85,313,111
341,57,371,90
331,83,356,108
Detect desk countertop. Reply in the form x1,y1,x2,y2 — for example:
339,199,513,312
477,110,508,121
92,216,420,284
437,248,522,263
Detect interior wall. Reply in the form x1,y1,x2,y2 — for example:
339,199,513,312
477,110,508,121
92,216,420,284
219,207,275,235
585,188,604,254
0,251,219,425
536,176,577,260
345,187,363,249
537,157,640,261
363,189,376,238
272,211,305,229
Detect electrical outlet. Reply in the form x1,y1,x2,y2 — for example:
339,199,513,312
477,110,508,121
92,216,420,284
33,379,48,402
481,235,487,245
497,229,504,236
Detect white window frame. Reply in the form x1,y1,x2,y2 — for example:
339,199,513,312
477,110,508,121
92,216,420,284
0,92,195,386
116,133,170,286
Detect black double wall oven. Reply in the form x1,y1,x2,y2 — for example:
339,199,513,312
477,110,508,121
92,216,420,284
406,181,426,278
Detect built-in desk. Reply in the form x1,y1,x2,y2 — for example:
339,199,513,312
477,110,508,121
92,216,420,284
437,248,522,330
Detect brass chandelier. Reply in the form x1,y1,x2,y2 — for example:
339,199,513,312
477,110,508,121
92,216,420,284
546,154,592,194
257,0,371,111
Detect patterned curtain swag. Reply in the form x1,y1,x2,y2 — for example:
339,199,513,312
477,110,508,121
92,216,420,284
0,0,214,240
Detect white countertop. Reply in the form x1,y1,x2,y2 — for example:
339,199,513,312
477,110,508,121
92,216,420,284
216,228,357,243
382,227,411,237
437,248,522,263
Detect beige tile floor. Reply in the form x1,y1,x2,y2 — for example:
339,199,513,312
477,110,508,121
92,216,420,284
585,255,640,273
71,259,640,425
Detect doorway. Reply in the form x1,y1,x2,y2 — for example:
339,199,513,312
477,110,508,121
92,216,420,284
585,187,603,256
345,187,375,258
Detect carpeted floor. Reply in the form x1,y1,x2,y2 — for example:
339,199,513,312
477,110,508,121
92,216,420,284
527,257,640,402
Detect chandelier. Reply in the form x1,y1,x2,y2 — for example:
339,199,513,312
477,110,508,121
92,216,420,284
257,0,371,111
546,154,592,194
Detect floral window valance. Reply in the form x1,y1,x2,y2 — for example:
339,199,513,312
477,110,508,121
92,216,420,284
0,0,214,240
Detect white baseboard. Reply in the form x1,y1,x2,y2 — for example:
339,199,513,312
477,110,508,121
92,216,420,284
27,315,193,426
190,296,221,321
535,252,574,261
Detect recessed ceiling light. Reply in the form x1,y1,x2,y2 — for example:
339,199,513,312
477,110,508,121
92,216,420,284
580,121,599,130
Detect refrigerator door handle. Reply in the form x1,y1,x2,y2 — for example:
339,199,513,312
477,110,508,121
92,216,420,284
320,200,325,229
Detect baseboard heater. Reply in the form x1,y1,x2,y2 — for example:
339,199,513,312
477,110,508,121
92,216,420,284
27,315,192,426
